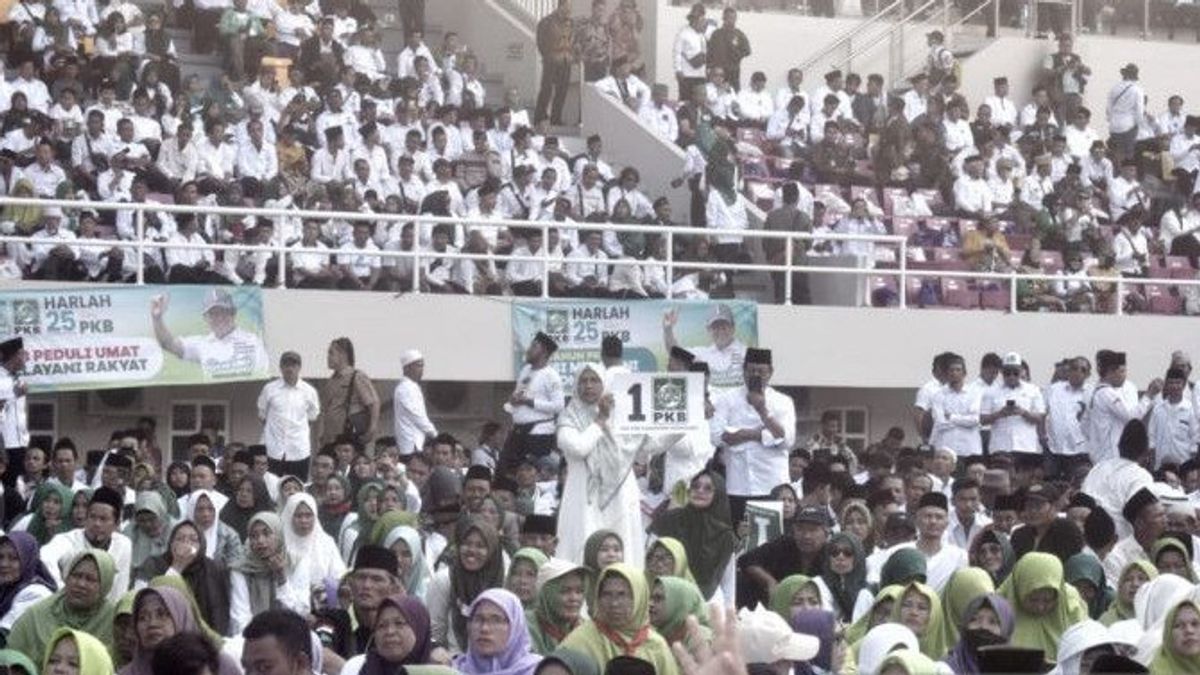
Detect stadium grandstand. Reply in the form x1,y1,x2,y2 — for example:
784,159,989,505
0,0,1196,674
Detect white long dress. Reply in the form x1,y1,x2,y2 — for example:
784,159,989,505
555,364,675,566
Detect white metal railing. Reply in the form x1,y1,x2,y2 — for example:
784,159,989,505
1,196,1198,317
495,0,558,24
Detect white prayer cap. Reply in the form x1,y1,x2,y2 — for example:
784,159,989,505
1002,351,1022,368
400,349,424,367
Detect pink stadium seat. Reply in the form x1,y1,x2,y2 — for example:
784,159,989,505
915,189,945,210
1039,251,1063,271
1148,266,1171,279
1170,267,1197,280
925,217,954,231
1150,294,1183,315
1007,233,1033,251
891,218,917,238
906,276,938,306
980,287,1011,310
1008,250,1024,268
941,278,979,308
1165,255,1191,269
882,188,908,215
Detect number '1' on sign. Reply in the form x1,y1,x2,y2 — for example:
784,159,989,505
609,372,706,435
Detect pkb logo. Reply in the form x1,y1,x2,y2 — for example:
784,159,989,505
651,377,687,424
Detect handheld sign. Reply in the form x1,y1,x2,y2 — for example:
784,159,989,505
609,371,706,435
743,500,784,552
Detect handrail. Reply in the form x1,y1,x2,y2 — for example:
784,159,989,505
1,197,1194,317
795,0,909,73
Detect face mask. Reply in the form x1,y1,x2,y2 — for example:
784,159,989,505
963,627,1007,652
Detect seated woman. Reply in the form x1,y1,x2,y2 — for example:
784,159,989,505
1098,560,1156,626
769,574,830,622
527,560,589,656
560,564,680,675
648,576,710,652
120,586,239,675
1149,598,1200,674
997,552,1088,662
8,551,115,663
0,532,56,633
505,549,548,608
891,582,950,661
453,589,541,675
135,521,232,636
42,628,113,675
942,593,1015,674
340,595,454,675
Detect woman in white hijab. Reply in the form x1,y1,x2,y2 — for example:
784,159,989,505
1049,620,1137,675
281,492,347,586
857,623,920,675
1132,572,1195,664
185,489,244,569
555,363,679,565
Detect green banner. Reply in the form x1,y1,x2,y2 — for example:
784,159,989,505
0,285,269,392
511,300,758,388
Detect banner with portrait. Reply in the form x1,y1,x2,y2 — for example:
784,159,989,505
511,300,758,388
0,285,269,392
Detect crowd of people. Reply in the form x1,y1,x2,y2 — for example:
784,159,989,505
0,322,1196,674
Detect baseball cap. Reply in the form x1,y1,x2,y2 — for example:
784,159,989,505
792,506,831,528
400,349,424,367
1001,352,1022,369
738,605,820,664
707,304,734,327
202,288,236,314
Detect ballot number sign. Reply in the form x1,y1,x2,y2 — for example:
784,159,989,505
610,372,705,435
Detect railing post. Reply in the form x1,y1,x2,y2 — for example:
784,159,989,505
135,209,145,285
943,0,951,34
541,223,550,299
1009,270,1018,313
411,246,421,294
992,0,1000,36
664,230,674,300
275,236,286,288
898,239,908,309
784,237,794,305
1116,280,1124,315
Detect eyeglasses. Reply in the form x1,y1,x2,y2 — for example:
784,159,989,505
469,614,509,629
829,548,855,559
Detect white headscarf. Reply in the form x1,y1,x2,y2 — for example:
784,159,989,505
1053,620,1127,675
186,489,225,559
280,492,346,584
1133,573,1195,664
559,363,641,510
857,622,919,675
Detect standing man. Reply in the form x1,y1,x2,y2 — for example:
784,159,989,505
711,347,797,525
930,353,983,461
1087,349,1159,463
0,338,28,490
707,7,750,91
393,349,437,457
317,337,381,448
574,0,611,83
1046,355,1093,477
535,0,574,127
499,332,564,476
981,352,1046,461
1149,367,1197,469
1106,63,1144,163
257,351,320,480
673,4,709,100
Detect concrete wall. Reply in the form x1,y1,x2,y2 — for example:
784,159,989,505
959,34,1198,125
580,83,693,218
427,0,539,107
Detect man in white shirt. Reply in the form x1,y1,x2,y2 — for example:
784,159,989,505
1169,115,1200,178
27,207,79,279
930,353,983,458
913,491,969,592
733,71,774,127
984,76,1018,128
40,486,133,602
711,347,797,524
594,56,650,112
393,349,437,457
947,478,991,549
257,351,319,478
500,332,564,474
0,339,29,475
915,353,950,441
1064,107,1100,160
954,155,993,218
1088,349,1160,463
151,287,269,381
664,303,748,390
775,67,808,112
1107,63,1145,162
312,126,351,184
396,28,437,79
235,117,277,193
1107,158,1149,222
981,352,1046,458
564,228,608,295
637,84,679,144
1046,355,1093,475
1150,367,1198,468
903,73,930,123
24,140,66,197
1102,486,1166,584
673,5,709,99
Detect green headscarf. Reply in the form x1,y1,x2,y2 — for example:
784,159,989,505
148,574,224,647
940,566,996,646
846,584,904,645
508,548,550,608
879,648,941,675
8,551,116,665
559,563,680,675
891,582,951,660
4,180,41,234
880,547,928,588
123,491,176,569
1151,537,1198,582
1099,559,1157,626
368,509,420,547
536,647,601,675
349,481,385,555
1149,598,1200,675
529,562,590,656
650,576,710,646
646,537,696,586
0,648,38,675
41,628,113,675
1065,551,1115,619
25,482,74,546
768,574,820,621
996,551,1088,662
